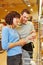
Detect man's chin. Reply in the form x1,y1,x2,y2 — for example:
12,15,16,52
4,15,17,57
23,21,26,23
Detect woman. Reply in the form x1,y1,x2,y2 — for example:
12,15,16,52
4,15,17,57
1,11,26,65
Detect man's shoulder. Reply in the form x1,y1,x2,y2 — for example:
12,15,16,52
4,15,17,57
26,21,33,25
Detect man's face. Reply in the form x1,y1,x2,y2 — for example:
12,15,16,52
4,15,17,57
21,12,30,24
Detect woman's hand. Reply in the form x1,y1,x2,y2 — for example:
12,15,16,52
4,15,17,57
18,39,27,46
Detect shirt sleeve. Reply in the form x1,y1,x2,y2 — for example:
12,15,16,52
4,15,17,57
25,22,36,43
1,27,9,50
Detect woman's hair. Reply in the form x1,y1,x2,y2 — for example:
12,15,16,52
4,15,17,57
5,11,20,25
21,9,30,15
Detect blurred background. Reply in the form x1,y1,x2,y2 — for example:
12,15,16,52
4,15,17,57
0,0,43,65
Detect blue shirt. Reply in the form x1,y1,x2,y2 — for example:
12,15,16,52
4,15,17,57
1,26,22,56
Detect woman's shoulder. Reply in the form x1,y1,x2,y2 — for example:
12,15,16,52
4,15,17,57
2,26,9,32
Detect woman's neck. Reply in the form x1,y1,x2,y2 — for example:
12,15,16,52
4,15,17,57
7,24,16,29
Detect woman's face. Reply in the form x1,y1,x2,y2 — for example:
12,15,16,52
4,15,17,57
13,18,20,27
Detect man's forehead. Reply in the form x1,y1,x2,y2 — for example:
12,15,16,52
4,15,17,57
23,12,30,16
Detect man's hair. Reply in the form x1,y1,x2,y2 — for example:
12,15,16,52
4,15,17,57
21,9,30,15
5,11,20,25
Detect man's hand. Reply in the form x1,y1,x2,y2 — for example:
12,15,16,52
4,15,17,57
28,36,36,42
26,32,36,42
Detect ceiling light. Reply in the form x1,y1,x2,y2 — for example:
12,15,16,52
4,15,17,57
5,9,8,12
28,4,31,7
30,8,33,12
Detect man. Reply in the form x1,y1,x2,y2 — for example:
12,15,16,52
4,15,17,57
16,9,36,65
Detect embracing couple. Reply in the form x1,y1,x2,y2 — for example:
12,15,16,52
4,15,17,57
1,9,36,65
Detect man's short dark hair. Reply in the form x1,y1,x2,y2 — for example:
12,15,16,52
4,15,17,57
21,9,30,15
5,11,20,25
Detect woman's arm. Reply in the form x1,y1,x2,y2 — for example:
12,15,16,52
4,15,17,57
9,39,26,48
1,27,27,50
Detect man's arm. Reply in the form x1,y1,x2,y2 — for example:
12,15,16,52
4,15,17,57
26,22,36,42
26,30,36,40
